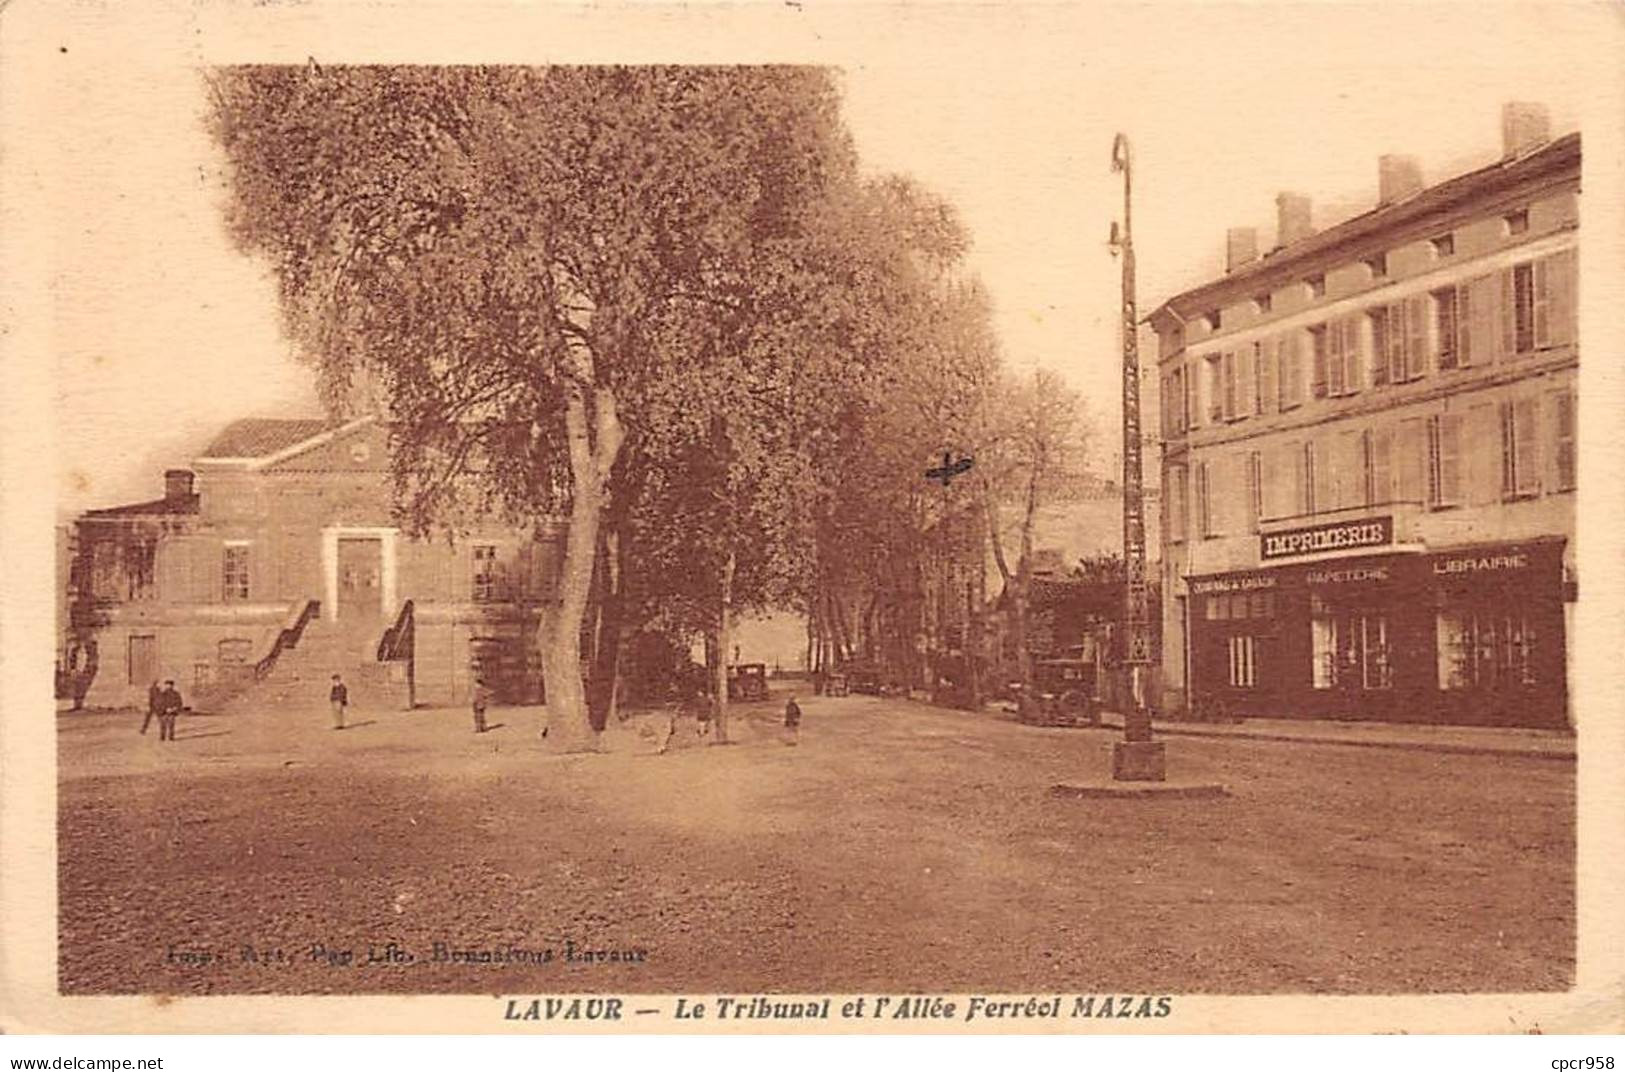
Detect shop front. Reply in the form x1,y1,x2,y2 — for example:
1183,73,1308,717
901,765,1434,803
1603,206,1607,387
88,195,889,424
1185,536,1568,728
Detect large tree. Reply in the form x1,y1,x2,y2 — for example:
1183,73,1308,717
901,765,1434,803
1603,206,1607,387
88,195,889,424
207,64,865,748
977,366,1091,690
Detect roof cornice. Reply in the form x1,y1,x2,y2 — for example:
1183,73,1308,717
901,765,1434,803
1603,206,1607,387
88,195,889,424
1147,132,1581,333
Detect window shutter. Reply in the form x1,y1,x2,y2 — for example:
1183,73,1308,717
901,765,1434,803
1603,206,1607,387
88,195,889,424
1426,417,1441,506
1498,268,1517,359
1311,330,1328,398
1469,405,1499,505
1543,249,1577,348
1221,352,1237,421
1499,401,1517,497
1515,396,1540,495
1398,418,1424,503
1455,284,1471,367
1289,443,1305,515
1258,338,1276,414
1343,318,1363,393
1532,257,1553,347
1430,413,1462,507
1552,389,1576,490
1343,429,1366,509
1314,439,1336,514
1248,343,1262,416
1324,327,1342,396
1388,304,1403,383
1370,427,1393,505
1406,295,1429,379
1466,274,1498,367
1441,415,1462,506
1247,451,1262,532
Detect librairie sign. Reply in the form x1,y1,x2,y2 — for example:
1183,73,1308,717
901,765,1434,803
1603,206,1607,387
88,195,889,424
1260,516,1393,561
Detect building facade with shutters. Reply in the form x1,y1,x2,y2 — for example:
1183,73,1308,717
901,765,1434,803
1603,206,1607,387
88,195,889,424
65,417,561,711
1149,106,1578,728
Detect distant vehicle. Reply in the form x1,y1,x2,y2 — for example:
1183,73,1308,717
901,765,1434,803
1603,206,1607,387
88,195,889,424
823,671,850,697
727,663,769,702
1019,657,1100,728
848,664,883,695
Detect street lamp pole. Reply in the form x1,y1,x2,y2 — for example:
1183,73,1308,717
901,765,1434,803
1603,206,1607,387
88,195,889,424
1109,133,1165,781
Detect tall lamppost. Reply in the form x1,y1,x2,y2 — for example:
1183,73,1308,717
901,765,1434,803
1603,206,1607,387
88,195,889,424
1108,133,1165,782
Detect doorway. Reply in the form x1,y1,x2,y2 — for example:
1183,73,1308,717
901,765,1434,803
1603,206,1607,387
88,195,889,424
128,634,157,686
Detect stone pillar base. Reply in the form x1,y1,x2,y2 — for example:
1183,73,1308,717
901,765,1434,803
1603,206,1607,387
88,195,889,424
1112,740,1167,782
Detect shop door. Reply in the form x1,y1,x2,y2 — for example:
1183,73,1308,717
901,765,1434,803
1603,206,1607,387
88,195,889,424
1311,610,1393,715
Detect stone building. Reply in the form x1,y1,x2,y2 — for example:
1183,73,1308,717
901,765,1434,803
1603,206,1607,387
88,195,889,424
1149,104,1578,727
65,417,561,710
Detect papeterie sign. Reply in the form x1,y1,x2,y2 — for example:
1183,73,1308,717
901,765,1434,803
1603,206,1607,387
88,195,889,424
1260,516,1393,560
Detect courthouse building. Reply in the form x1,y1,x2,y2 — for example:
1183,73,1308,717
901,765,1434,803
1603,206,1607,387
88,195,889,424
1149,104,1578,727
65,417,560,710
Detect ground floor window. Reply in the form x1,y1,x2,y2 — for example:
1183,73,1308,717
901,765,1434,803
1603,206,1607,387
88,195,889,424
1437,608,1536,689
1227,635,1256,688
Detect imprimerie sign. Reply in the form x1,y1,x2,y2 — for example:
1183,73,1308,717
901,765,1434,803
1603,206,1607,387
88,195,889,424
1260,516,1393,561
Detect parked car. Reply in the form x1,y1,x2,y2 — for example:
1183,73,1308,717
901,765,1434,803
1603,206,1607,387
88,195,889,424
1018,657,1100,728
727,663,769,701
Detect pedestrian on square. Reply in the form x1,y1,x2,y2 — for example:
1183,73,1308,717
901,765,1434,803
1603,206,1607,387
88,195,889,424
471,677,492,734
156,680,182,742
141,679,161,735
329,673,348,730
783,693,802,746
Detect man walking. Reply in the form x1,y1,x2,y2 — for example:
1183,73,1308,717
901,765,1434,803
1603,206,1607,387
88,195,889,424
156,680,182,742
471,677,492,734
141,679,162,735
329,673,348,730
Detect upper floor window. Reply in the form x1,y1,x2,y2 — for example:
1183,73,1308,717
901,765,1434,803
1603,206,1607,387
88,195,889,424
1430,233,1455,257
1203,310,1221,332
1510,263,1537,354
1433,287,1462,370
1504,209,1529,236
1364,253,1388,279
222,544,250,602
1195,461,1213,538
1167,465,1189,543
1370,298,1428,386
472,545,499,603
1426,413,1463,509
1500,397,1540,499
1306,274,1326,299
1204,353,1223,425
1254,293,1272,314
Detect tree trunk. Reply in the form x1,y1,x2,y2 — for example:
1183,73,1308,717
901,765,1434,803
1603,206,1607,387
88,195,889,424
538,378,622,752
586,526,624,732
1013,466,1042,691
711,548,736,744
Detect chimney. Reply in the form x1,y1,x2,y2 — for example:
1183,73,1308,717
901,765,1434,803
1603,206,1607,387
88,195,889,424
1225,227,1259,273
164,469,194,501
1276,192,1313,247
1377,154,1424,206
1502,101,1551,158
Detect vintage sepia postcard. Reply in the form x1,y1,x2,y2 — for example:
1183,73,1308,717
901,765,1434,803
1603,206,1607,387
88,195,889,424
2,0,1623,1037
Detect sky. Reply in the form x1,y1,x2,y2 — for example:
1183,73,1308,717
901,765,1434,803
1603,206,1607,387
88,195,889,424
16,2,1618,517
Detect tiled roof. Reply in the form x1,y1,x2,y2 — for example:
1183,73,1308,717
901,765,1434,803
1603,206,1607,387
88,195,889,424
199,418,335,459
83,494,200,519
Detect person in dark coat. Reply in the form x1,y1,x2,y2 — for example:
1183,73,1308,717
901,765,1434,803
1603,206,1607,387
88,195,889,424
471,678,492,734
156,681,182,741
783,694,802,746
141,680,162,735
329,674,348,730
